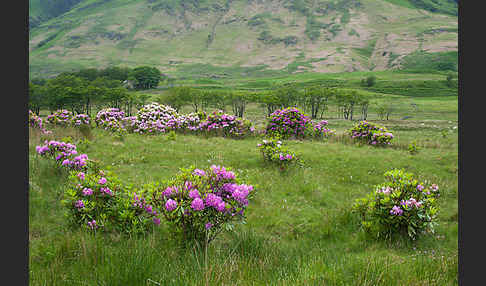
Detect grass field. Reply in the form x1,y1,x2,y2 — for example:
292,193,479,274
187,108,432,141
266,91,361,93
29,94,458,284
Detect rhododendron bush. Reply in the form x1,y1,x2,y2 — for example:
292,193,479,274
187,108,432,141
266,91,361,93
63,168,160,235
154,165,255,244
257,138,301,169
353,169,440,240
36,140,89,171
349,120,394,146
265,107,311,139
46,109,74,126
29,110,51,134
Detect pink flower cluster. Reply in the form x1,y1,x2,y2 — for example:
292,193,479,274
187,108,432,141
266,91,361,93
29,110,52,134
72,114,90,126
350,121,394,146
266,107,311,138
46,110,74,126
36,140,88,170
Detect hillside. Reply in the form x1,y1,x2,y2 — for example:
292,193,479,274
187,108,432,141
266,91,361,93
28,0,458,79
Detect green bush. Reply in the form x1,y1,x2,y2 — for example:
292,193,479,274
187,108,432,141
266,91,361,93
63,168,159,235
353,169,440,240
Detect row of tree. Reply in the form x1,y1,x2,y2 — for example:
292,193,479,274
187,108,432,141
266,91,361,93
30,67,396,121
160,84,379,121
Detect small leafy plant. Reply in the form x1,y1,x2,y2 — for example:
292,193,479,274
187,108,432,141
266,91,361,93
257,137,301,170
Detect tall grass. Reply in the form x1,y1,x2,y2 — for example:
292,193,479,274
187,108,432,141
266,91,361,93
29,117,458,285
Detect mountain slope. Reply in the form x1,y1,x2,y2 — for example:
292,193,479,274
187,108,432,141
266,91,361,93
28,0,458,78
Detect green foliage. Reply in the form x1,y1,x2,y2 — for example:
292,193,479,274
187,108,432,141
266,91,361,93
63,168,159,235
353,169,440,240
153,165,255,245
408,140,420,155
400,51,458,73
349,120,394,146
257,137,301,170
130,66,162,90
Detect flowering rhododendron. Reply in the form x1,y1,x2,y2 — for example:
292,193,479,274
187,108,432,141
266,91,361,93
46,109,74,126
63,169,160,235
349,121,394,146
36,140,89,171
154,165,255,244
307,120,336,139
198,110,254,138
72,114,91,126
265,107,311,139
257,137,301,169
353,169,440,240
29,110,52,134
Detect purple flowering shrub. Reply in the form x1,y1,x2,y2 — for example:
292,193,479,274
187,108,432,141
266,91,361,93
198,110,254,138
36,140,89,171
29,110,51,134
63,169,160,235
46,110,74,126
131,103,180,134
257,138,301,169
154,165,255,244
306,120,336,139
353,169,440,240
95,108,127,132
72,114,91,127
265,107,311,139
349,121,394,146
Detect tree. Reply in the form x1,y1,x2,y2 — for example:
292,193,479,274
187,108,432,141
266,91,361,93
130,66,162,90
229,92,254,118
29,83,47,115
163,86,192,112
302,86,333,119
362,75,376,87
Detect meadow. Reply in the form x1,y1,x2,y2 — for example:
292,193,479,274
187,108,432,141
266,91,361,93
29,90,458,285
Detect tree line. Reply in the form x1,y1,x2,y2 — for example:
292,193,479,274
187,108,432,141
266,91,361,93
29,66,162,116
161,84,378,121
30,66,396,121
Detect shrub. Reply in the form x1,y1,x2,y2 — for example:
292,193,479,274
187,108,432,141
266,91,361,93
72,114,91,127
257,137,301,169
154,165,255,245
35,140,89,171
349,120,394,146
132,102,179,134
29,110,51,134
353,169,440,240
95,108,127,132
198,110,254,138
408,140,420,155
63,169,160,235
306,120,336,139
46,109,74,126
265,107,311,139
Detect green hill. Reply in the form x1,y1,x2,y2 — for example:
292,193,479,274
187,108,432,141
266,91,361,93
29,0,458,79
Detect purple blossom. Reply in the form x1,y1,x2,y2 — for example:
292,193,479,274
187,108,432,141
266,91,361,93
188,189,201,199
191,198,205,211
165,199,178,211
390,205,403,216
75,200,85,209
192,169,206,176
205,222,213,230
98,177,107,185
82,188,93,196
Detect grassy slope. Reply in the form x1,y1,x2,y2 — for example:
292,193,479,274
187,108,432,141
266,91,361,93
28,0,458,79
